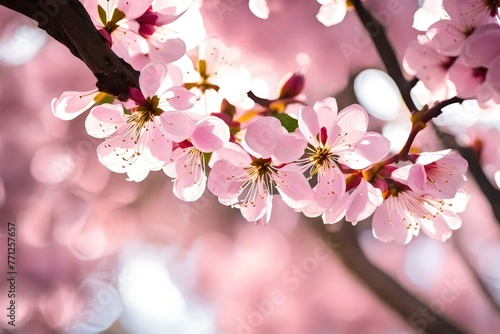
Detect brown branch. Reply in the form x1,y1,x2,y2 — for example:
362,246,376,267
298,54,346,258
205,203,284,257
309,220,466,334
351,0,417,113
453,238,500,313
0,0,139,100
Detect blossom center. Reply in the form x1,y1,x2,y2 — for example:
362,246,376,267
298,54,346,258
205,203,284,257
184,60,220,93
310,146,334,174
98,6,125,33
248,158,272,181
128,96,163,135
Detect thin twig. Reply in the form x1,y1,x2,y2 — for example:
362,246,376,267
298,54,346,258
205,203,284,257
351,0,417,113
310,220,466,334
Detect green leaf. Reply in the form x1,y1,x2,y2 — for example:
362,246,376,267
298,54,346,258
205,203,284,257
98,5,107,24
271,113,299,133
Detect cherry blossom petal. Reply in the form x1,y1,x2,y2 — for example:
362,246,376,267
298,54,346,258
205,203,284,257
85,104,126,138
163,147,190,178
298,105,320,146
302,167,345,217
427,20,467,57
329,104,368,147
315,97,338,131
243,117,284,158
207,160,245,203
345,179,384,224
372,201,396,242
140,62,170,98
322,193,349,224
463,26,500,68
118,0,153,19
158,111,195,142
339,132,390,169
273,133,307,163
448,61,485,98
173,164,207,202
52,90,98,120
210,142,252,167
142,122,172,167
191,117,230,152
273,170,313,210
159,86,198,110
240,182,271,222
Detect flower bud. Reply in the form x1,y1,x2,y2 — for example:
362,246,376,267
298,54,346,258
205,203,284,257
278,72,305,99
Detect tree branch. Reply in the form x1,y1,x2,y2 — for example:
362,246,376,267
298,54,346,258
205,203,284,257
0,0,139,100
351,0,417,113
309,221,466,334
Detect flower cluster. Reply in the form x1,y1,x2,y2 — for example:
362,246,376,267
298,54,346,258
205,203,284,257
406,0,500,105
50,0,472,244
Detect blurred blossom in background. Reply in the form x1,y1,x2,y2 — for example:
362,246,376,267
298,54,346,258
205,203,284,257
0,1,500,334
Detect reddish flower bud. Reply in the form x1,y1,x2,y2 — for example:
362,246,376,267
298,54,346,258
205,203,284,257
278,72,305,99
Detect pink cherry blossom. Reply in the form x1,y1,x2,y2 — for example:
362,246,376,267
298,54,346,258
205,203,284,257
51,89,102,120
457,0,500,22
133,0,192,64
392,149,468,199
85,63,197,181
164,116,230,201
412,0,447,32
459,24,500,103
294,98,390,217
426,0,494,57
404,36,457,101
207,117,312,224
83,0,152,61
372,188,469,244
180,37,253,115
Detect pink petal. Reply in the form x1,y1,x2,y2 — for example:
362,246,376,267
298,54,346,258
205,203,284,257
139,62,169,98
158,111,195,142
315,97,338,132
142,122,172,167
273,170,313,210
85,104,126,138
486,56,500,95
427,20,466,57
191,117,230,153
322,193,349,224
372,201,395,242
209,142,252,167
463,26,500,68
148,37,187,63
159,86,198,111
240,183,271,222
329,104,368,147
243,117,284,158
118,0,152,19
448,61,485,98
172,165,207,202
273,132,307,163
207,160,245,203
163,147,189,178
52,90,98,120
345,179,383,224
339,132,390,169
302,167,345,217
419,209,454,242
298,105,320,146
